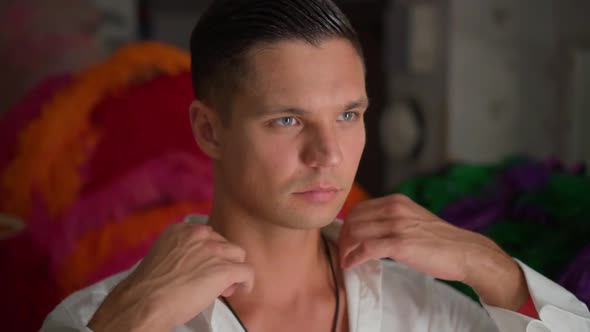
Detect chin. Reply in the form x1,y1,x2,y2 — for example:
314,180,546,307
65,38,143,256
276,202,342,230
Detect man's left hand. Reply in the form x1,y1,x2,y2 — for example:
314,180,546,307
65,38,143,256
338,193,530,311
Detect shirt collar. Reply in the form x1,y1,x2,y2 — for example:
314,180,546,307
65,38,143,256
184,214,383,332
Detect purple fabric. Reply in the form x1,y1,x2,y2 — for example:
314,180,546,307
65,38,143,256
511,204,553,225
440,197,506,232
442,160,555,231
499,161,550,191
559,244,590,305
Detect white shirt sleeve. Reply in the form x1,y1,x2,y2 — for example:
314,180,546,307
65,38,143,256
426,279,501,331
481,259,590,332
381,259,589,332
380,260,500,331
39,270,131,332
40,305,94,332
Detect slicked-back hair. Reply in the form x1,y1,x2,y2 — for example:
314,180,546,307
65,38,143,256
190,0,363,123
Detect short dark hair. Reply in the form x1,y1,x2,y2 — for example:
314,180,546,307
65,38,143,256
189,0,363,122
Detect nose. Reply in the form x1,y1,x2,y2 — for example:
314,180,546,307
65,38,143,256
301,124,343,168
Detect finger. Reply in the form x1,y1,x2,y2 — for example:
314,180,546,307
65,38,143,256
339,217,421,260
221,284,239,297
206,240,247,263
207,229,230,242
338,241,360,268
184,223,215,241
346,195,397,220
339,218,391,260
346,217,421,242
184,223,233,243
399,197,441,222
346,194,415,223
221,262,255,294
342,237,401,270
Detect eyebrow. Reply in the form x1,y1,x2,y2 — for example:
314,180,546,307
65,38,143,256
345,97,370,111
259,97,370,116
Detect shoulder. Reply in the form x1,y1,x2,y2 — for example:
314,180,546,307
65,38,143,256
379,259,496,330
380,259,439,310
380,258,478,306
42,268,133,329
380,259,437,293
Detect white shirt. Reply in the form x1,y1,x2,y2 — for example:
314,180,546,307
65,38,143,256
41,215,590,332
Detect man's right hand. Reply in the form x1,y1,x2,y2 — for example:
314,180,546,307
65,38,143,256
87,222,254,332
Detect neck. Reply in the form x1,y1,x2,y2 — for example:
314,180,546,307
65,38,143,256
208,196,331,304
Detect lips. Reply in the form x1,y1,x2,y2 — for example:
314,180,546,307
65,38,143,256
293,185,342,203
296,186,339,193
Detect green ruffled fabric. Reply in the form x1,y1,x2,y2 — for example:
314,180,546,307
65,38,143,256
387,157,590,303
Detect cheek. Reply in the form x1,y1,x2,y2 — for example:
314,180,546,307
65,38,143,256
224,130,298,187
256,145,301,194
342,126,366,165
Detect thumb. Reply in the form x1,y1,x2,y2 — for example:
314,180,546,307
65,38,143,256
222,262,255,296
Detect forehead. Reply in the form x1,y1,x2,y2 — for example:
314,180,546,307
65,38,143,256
237,38,366,112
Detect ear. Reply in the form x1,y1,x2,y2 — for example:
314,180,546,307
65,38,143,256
189,100,223,159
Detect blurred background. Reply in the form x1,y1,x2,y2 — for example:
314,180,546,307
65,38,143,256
0,0,589,331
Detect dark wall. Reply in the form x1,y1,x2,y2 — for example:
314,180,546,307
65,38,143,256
336,0,389,196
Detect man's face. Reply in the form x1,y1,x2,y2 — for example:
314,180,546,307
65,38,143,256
217,38,367,229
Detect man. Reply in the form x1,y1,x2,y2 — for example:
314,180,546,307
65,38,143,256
42,0,589,331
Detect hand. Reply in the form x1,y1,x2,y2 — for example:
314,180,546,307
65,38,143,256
88,222,254,332
338,194,529,310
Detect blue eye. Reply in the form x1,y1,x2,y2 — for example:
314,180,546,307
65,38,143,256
274,116,299,126
339,111,357,121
